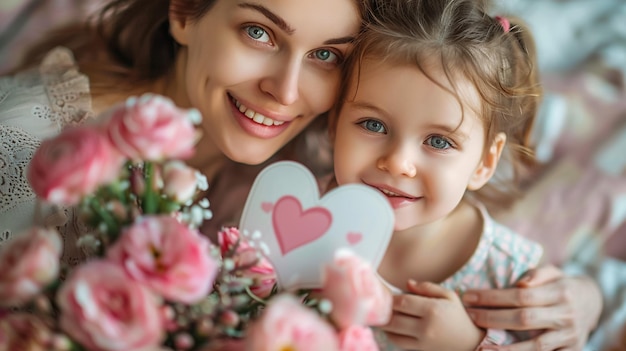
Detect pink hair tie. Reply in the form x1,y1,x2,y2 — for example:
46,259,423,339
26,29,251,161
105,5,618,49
495,15,510,32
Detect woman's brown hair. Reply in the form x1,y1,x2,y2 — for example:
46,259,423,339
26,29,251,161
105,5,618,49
16,0,220,92
330,0,542,209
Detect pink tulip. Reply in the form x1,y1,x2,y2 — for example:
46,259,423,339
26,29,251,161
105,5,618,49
105,94,198,161
321,249,392,330
0,227,62,307
27,126,124,206
218,227,276,298
108,215,218,304
246,294,340,351
56,260,163,351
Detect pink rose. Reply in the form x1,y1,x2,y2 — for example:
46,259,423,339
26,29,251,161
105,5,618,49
246,294,340,351
218,227,276,298
162,161,199,203
338,326,379,351
108,215,218,304
0,313,52,351
105,94,198,161
321,249,392,330
0,227,62,307
27,126,124,206
56,260,163,351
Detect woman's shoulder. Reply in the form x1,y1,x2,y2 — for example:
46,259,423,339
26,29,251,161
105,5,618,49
0,47,93,255
1,46,94,131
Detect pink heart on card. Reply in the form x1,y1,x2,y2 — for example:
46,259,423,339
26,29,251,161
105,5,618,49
346,232,362,245
261,202,273,213
272,195,332,255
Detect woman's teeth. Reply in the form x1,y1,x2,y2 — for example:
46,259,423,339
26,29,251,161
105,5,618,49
234,99,285,126
381,188,402,197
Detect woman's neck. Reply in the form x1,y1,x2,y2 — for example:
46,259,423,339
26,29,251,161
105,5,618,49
379,200,483,289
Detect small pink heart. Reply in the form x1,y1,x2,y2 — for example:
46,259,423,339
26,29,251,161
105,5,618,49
346,232,362,245
261,202,273,213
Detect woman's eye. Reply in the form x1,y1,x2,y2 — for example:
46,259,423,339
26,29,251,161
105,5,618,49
358,119,386,133
245,25,270,43
314,49,338,63
426,135,452,150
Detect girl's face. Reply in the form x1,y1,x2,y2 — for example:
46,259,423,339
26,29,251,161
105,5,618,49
170,0,360,165
333,60,503,231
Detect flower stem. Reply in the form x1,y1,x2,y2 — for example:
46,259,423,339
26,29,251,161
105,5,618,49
244,286,267,305
142,161,158,214
89,198,120,239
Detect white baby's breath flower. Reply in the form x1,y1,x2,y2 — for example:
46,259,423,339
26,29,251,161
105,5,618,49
318,299,333,314
195,172,209,191
198,198,210,208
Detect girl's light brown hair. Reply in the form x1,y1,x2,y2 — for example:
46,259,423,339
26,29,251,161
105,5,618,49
331,0,542,208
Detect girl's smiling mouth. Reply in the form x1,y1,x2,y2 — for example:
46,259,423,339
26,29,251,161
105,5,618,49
364,181,421,209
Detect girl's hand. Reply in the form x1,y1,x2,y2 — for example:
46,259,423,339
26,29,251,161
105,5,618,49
462,265,603,351
381,280,485,351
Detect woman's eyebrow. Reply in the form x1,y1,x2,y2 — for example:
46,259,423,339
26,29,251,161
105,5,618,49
238,2,295,35
237,2,355,45
324,36,355,45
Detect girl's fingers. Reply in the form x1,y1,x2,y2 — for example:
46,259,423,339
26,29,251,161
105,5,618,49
383,331,420,351
406,280,455,299
380,312,423,338
392,293,430,316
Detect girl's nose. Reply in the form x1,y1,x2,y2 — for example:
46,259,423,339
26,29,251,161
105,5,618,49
377,144,418,178
259,57,301,106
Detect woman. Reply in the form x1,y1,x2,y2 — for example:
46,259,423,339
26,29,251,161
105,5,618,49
0,0,602,349
0,0,363,256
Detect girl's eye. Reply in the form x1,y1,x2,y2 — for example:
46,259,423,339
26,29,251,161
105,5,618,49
358,119,387,133
426,135,452,150
245,25,271,43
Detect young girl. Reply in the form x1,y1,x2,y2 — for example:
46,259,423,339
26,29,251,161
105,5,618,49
328,0,544,349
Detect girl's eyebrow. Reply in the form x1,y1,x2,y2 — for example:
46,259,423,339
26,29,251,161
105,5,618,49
238,2,295,34
350,101,391,119
237,2,355,45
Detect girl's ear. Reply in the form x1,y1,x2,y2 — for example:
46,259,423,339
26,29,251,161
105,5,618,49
169,4,192,46
468,132,506,191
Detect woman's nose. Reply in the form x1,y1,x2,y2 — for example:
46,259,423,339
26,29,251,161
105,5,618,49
259,57,301,106
376,144,418,178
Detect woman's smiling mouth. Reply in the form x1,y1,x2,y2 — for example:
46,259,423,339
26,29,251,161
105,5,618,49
229,94,291,139
230,95,286,126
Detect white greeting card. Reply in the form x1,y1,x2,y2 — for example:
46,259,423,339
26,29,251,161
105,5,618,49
238,161,394,290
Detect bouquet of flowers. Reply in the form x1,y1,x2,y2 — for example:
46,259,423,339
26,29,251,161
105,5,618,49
0,94,392,351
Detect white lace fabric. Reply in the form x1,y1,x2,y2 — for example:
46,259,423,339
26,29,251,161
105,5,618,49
0,47,93,266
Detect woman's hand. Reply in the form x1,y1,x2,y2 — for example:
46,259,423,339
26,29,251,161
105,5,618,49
461,265,602,351
381,280,485,351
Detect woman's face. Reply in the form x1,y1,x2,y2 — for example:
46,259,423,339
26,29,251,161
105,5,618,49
170,0,361,165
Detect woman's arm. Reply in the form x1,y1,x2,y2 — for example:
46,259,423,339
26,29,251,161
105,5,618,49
461,265,602,351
